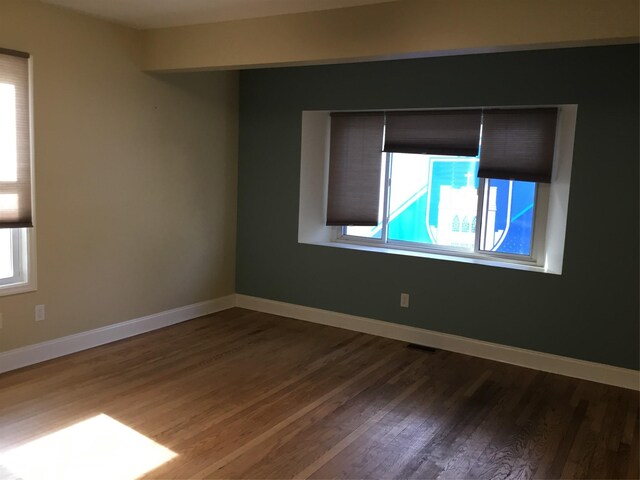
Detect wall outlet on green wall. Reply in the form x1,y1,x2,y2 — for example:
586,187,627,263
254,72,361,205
400,293,410,308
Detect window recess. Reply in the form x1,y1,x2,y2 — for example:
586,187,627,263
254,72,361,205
326,107,562,268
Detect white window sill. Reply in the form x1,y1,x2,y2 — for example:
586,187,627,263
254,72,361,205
306,240,556,274
0,282,36,297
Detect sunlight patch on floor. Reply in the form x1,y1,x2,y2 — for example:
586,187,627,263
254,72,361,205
0,413,177,480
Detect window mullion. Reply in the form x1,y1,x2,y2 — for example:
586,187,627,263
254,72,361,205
11,229,21,275
529,183,542,262
380,152,392,244
474,178,486,253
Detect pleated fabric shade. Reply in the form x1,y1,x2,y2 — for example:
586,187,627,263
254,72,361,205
0,48,32,228
326,112,384,226
478,108,558,183
325,107,559,229
384,110,482,157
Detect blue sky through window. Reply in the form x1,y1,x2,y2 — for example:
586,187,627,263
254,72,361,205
345,154,536,257
388,155,478,248
480,179,535,256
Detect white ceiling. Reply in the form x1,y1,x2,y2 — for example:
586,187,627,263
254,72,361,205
40,0,398,29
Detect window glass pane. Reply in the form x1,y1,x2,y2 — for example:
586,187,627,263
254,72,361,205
388,154,479,249
344,225,382,239
0,228,14,279
387,153,430,244
480,179,536,256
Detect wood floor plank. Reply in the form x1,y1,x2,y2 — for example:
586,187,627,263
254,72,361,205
536,399,588,479
406,380,505,479
295,368,428,478
310,359,450,479
148,338,403,477
216,355,430,480
626,417,639,479
0,307,637,480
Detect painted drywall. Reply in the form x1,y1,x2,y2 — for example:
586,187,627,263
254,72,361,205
236,45,639,370
0,0,238,353
142,0,639,71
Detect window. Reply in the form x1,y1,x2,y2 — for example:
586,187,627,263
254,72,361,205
331,108,558,266
0,48,35,295
298,106,576,274
342,153,542,263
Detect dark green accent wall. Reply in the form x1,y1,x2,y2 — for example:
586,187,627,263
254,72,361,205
236,45,639,370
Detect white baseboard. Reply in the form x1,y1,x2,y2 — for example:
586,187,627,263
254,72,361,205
0,295,236,374
236,294,640,391
3,293,637,391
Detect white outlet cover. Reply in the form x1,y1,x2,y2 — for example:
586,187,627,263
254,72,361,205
400,293,410,308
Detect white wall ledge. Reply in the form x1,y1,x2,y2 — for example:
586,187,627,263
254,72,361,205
306,239,550,273
298,106,577,275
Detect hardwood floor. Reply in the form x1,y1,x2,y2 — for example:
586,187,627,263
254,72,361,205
0,307,638,479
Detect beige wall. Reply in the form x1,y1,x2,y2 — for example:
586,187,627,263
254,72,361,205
143,0,639,71
0,0,238,352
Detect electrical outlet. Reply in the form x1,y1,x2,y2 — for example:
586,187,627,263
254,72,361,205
35,304,45,321
400,293,410,308
0,312,3,329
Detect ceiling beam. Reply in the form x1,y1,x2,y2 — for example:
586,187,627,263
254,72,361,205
142,0,639,72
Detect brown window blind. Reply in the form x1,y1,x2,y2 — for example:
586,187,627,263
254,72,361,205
383,110,482,157
326,112,384,226
0,49,32,228
478,108,558,183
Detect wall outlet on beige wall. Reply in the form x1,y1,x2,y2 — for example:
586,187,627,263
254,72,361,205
35,305,45,322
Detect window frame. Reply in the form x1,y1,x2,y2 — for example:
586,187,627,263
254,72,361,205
337,152,547,267
0,229,37,299
0,51,36,297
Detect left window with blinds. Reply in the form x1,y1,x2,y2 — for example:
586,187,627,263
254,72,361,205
0,48,36,295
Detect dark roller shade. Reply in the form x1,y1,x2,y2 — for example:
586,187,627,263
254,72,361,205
478,108,558,183
384,110,482,156
326,112,384,226
0,51,33,228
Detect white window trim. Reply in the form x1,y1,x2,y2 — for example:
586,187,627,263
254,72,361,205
298,105,577,275
0,55,37,297
0,227,37,296
338,158,544,266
